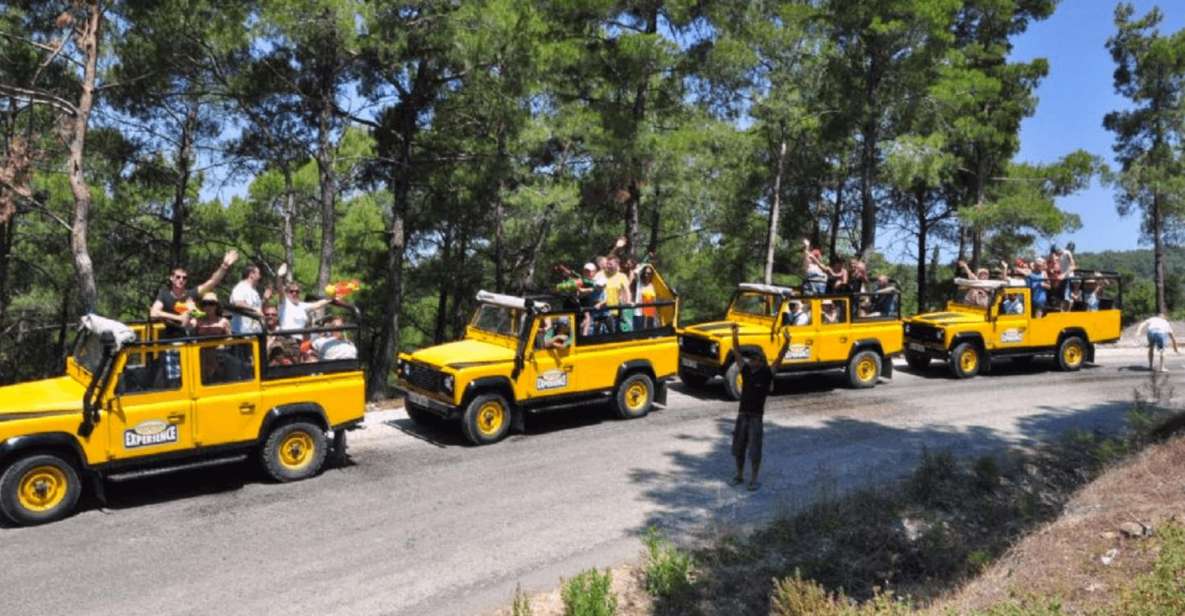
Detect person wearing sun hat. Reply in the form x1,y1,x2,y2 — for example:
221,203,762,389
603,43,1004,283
194,292,231,337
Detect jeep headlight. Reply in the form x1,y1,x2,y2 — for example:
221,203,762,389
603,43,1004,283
442,374,455,395
935,329,944,341
709,341,719,357
904,324,911,335
399,360,412,378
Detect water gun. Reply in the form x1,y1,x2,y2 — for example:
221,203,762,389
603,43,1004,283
174,301,205,320
324,279,363,300
555,278,580,294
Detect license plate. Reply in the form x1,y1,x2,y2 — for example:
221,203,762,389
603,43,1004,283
406,391,430,407
680,357,697,369
909,343,927,353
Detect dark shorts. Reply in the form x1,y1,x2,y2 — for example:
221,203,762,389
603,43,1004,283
731,412,763,464
1149,331,1168,351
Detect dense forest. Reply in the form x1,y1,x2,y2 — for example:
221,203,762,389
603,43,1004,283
1,1,1182,394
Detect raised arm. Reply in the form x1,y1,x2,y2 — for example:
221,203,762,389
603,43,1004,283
196,249,240,296
957,260,976,279
729,323,745,369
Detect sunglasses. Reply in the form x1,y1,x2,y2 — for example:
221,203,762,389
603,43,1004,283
286,288,300,294
172,274,188,280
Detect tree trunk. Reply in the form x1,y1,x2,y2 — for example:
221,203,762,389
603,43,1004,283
957,226,967,261
515,204,555,295
971,230,983,270
828,174,843,262
433,226,451,344
1154,191,1166,314
859,120,878,259
624,8,658,254
0,218,11,321
67,3,102,313
915,190,928,312
170,101,198,268
764,138,787,285
493,128,506,292
647,181,660,256
282,167,295,282
315,89,337,292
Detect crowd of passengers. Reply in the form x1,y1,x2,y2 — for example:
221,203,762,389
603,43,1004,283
554,236,664,336
148,249,358,370
949,241,1112,317
801,238,901,318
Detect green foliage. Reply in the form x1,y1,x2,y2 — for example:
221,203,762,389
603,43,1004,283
1113,524,1185,615
642,527,694,600
560,568,616,616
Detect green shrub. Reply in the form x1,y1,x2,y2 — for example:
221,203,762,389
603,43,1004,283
770,572,913,616
561,568,616,616
642,527,694,599
1113,524,1185,615
906,448,958,508
511,583,533,616
973,455,1000,494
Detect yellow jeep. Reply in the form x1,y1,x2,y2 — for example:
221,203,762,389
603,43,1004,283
678,283,904,398
0,317,365,526
903,273,1123,378
395,271,680,446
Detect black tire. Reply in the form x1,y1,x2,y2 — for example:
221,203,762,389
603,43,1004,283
949,342,982,379
1057,335,1087,372
678,368,709,389
461,393,513,445
261,421,328,482
405,403,440,427
722,361,743,401
847,350,882,389
615,372,654,419
0,453,82,526
905,350,930,371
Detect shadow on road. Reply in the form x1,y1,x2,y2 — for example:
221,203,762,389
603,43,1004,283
900,357,1104,379
671,371,846,402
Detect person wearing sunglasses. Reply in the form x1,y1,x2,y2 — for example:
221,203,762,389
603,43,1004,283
274,263,334,337
149,249,240,340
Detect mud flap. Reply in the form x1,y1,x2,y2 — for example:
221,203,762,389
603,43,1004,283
654,380,668,406
883,357,893,378
1087,343,1096,364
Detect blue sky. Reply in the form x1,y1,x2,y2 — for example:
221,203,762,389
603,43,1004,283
1011,0,1185,253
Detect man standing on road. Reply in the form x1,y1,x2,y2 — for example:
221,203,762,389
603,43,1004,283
728,323,792,491
1137,313,1179,373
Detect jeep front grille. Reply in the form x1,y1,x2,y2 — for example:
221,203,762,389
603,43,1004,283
906,323,942,343
407,363,446,394
680,335,715,358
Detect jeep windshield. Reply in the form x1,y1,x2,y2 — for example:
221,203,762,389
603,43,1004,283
470,304,527,339
72,330,107,375
729,291,780,318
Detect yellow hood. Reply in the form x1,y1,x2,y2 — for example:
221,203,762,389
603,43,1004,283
909,311,983,325
0,376,85,417
682,320,770,339
407,338,516,370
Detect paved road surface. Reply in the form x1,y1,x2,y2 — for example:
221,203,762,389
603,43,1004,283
1,348,1173,616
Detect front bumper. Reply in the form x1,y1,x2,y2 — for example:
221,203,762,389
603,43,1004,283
678,354,722,378
394,383,461,420
904,337,949,360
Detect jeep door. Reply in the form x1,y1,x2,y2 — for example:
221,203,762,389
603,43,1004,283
191,338,261,447
777,300,819,367
992,289,1030,350
814,298,852,363
524,314,579,399
105,343,196,461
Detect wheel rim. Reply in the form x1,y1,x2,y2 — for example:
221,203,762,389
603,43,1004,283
476,401,506,437
1063,342,1083,367
960,349,978,373
734,371,743,394
17,465,68,512
279,431,316,471
856,357,877,382
625,381,649,411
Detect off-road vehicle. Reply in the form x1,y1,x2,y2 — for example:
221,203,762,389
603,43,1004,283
678,283,904,398
0,317,365,526
395,271,680,445
903,273,1122,378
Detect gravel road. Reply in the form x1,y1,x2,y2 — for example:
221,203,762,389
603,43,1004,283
0,348,1173,616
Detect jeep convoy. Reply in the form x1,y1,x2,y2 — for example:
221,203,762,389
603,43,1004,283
903,273,1122,378
0,319,364,526
678,283,904,398
0,266,1128,525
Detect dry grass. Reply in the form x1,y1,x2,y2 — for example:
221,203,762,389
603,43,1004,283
932,434,1185,614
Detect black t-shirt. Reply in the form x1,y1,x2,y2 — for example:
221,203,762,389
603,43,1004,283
738,360,774,415
155,286,198,339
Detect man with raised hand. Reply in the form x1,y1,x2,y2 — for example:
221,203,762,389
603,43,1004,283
728,322,792,491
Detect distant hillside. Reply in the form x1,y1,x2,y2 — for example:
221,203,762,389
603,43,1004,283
1076,247,1185,278
1076,248,1185,320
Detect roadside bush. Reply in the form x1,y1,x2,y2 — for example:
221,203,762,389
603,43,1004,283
906,448,958,508
561,568,616,616
642,527,694,600
770,572,913,616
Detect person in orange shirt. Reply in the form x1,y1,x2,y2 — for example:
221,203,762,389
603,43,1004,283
634,265,659,330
